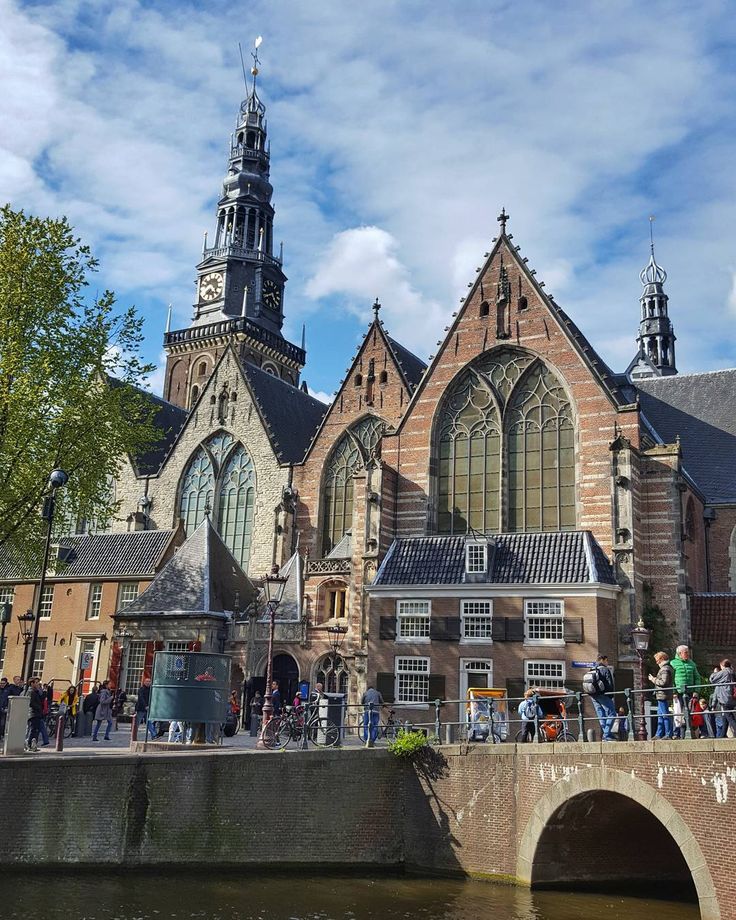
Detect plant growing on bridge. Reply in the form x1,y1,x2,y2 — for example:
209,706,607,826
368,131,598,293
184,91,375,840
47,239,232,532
388,728,428,759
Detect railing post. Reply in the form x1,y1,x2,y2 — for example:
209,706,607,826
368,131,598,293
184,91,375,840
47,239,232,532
624,688,635,741
575,691,585,741
55,712,65,752
533,693,541,743
130,714,139,750
434,699,442,743
682,688,693,740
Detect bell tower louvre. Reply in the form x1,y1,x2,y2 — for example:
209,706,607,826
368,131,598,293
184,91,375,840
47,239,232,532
163,38,305,410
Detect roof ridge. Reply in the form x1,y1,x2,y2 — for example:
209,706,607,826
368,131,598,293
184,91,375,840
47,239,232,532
638,367,736,382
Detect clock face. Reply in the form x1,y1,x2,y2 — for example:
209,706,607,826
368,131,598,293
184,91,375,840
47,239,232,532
200,272,224,303
263,279,282,310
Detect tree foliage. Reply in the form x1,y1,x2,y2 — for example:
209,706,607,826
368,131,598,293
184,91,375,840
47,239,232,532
0,205,157,558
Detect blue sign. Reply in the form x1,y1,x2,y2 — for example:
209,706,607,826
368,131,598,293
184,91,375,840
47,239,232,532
571,661,596,669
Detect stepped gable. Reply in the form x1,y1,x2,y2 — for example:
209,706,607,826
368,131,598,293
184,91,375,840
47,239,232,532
0,529,178,581
241,361,328,463
636,369,736,503
108,377,188,475
372,532,616,586
118,518,256,618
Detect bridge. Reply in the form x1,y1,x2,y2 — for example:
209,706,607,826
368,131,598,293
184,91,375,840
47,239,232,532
0,741,733,920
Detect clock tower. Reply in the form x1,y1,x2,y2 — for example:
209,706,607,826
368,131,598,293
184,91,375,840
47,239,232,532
163,40,305,408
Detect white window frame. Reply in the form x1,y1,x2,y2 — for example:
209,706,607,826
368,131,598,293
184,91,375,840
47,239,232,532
39,585,54,620
0,633,6,677
166,641,190,653
87,583,103,621
123,641,147,695
31,638,47,680
460,599,493,643
395,656,430,705
465,542,488,574
524,599,565,646
524,659,566,690
396,599,431,643
118,582,140,609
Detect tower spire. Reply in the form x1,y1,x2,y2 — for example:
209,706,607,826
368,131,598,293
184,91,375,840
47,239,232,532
627,217,677,380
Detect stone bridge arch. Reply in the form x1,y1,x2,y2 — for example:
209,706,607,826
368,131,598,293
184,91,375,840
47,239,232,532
516,766,720,920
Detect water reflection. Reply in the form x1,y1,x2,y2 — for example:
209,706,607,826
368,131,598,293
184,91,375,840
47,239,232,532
0,873,700,920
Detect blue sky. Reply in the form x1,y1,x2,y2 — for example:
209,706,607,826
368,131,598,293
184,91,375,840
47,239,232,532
3,0,736,402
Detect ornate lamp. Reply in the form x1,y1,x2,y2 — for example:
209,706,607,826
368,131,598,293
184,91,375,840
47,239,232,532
632,618,651,740
258,566,288,740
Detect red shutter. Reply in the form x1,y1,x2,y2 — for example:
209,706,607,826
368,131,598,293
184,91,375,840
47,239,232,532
108,641,122,688
142,641,155,681
188,640,202,652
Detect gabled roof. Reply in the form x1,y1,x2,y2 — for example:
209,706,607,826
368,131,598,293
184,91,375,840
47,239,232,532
327,530,352,559
385,335,426,391
108,377,188,476
691,594,736,647
370,531,616,587
116,518,256,618
636,369,736,504
0,529,178,581
241,361,327,463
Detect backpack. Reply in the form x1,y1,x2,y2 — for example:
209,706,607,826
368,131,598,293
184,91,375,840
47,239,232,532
583,667,607,695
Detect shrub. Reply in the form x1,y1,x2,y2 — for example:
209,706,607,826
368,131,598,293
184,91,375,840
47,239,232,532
387,728,428,759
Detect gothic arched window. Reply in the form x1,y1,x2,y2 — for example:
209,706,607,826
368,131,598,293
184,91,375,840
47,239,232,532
177,431,257,570
320,415,389,554
436,348,575,534
316,654,349,695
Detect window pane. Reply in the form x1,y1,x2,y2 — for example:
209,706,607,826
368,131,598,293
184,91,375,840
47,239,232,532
395,657,430,703
124,642,147,695
39,586,54,619
32,638,47,680
217,445,256,570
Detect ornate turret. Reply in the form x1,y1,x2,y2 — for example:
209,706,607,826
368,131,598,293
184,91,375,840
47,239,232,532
162,38,305,409
627,219,677,381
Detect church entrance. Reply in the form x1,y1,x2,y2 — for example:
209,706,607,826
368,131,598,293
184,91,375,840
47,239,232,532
267,653,299,707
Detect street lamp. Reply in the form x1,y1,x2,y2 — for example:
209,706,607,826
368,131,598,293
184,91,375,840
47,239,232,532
17,610,35,678
259,566,288,737
632,618,652,741
23,469,68,683
326,624,348,693
0,601,11,671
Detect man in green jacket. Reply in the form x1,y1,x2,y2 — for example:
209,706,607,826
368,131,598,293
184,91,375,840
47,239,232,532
670,645,703,739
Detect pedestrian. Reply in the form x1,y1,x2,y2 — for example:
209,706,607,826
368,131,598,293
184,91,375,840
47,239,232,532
0,676,10,740
59,684,80,736
112,686,127,722
91,680,114,741
647,651,674,739
24,677,45,753
167,720,184,743
689,695,705,738
583,654,617,741
709,659,736,739
83,683,100,718
134,677,157,739
271,680,281,716
670,646,703,739
518,689,542,742
35,682,52,747
361,684,385,744
699,697,716,738
249,691,263,736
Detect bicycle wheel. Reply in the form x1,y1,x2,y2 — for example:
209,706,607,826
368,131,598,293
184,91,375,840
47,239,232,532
556,729,577,742
308,718,339,747
64,717,75,738
383,721,399,742
262,718,290,750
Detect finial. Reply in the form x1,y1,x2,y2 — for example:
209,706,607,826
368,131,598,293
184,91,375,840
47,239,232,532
165,304,172,334
202,230,208,255
258,226,264,253
204,497,212,519
251,35,263,87
242,285,248,316
301,323,306,351
372,297,381,320
497,207,509,234
640,216,667,286
649,215,655,255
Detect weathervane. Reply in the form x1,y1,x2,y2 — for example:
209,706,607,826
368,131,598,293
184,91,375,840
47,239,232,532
649,214,655,255
372,297,381,320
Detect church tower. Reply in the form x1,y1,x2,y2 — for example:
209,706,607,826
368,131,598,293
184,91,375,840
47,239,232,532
163,39,305,409
627,222,677,381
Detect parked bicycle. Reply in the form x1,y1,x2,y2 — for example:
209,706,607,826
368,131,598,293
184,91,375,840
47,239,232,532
262,703,339,749
45,704,74,739
357,707,399,742
514,690,577,742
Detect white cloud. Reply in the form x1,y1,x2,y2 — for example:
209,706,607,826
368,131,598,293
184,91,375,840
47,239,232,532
307,387,333,405
143,350,168,397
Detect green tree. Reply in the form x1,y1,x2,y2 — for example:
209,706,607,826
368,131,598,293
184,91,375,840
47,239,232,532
0,205,157,558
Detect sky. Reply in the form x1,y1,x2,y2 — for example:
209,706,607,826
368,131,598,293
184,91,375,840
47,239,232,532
2,0,736,403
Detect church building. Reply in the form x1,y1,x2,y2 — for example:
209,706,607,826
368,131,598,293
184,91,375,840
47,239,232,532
2,51,735,716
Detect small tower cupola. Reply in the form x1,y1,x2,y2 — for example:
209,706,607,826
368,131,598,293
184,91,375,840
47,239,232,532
627,218,677,380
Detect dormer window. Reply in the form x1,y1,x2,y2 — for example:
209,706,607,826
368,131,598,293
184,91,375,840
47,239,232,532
465,541,488,575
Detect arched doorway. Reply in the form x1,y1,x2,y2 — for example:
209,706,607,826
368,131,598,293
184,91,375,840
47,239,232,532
518,769,718,918
268,653,299,705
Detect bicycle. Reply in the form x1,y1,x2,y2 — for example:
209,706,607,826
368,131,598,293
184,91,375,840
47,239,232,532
358,707,400,743
514,716,577,743
45,707,75,740
262,704,339,749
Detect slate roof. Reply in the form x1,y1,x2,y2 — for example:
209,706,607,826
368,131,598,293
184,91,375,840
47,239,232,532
371,531,616,587
0,530,177,581
108,377,187,476
386,335,427,390
327,530,352,559
117,518,256,618
242,362,328,463
636,369,736,504
691,594,736,647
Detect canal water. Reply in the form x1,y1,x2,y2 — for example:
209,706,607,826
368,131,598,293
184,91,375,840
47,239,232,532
0,872,699,920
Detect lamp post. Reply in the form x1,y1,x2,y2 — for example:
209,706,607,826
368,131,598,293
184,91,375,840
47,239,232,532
17,610,35,680
23,468,69,683
259,566,288,740
632,618,652,741
0,601,11,672
326,624,348,693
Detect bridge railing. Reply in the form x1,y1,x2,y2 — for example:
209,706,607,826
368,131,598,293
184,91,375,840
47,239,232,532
331,679,736,746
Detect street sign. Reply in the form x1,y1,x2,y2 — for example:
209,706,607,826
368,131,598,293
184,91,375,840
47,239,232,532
571,661,596,669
